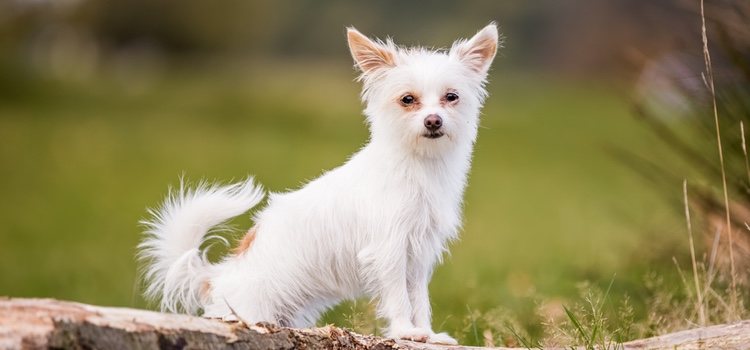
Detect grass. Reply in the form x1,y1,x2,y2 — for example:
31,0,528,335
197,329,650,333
0,60,685,345
700,0,738,311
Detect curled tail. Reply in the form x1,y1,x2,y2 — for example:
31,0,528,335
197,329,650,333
138,178,264,314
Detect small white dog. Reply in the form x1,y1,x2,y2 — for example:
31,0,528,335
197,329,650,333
140,23,498,345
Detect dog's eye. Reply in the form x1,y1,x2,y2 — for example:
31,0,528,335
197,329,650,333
400,95,415,105
445,92,459,102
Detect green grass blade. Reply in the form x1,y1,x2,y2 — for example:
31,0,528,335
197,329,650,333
563,305,590,346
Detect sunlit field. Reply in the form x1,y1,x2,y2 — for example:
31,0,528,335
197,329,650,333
0,61,685,343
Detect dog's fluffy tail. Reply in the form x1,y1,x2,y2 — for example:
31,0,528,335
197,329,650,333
138,178,264,314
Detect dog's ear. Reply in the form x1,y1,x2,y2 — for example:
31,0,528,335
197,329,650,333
347,27,395,75
450,23,499,77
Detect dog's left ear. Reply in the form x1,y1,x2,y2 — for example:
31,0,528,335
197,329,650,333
347,27,396,75
450,23,499,77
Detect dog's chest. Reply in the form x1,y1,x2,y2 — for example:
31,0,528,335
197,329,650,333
381,174,462,239
348,147,469,239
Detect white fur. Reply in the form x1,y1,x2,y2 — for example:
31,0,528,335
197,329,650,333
138,178,265,314
139,23,499,345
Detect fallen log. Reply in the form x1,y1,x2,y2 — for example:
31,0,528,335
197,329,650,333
0,298,748,349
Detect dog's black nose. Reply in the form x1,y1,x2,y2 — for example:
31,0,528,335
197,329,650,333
424,114,443,131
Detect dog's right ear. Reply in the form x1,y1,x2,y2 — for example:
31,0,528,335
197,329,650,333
450,23,499,77
347,27,395,75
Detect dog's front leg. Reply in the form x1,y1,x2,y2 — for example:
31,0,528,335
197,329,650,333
408,256,458,345
359,246,430,342
408,259,433,330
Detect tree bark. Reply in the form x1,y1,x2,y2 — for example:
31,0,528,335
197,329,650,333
1,298,748,349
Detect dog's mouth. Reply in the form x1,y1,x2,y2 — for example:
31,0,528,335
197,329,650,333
422,131,445,139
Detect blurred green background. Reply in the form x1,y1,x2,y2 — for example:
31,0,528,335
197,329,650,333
2,0,741,344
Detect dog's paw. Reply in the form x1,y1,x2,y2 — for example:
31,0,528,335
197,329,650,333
428,332,458,345
390,327,431,343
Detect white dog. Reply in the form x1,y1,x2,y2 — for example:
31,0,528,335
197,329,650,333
140,23,498,345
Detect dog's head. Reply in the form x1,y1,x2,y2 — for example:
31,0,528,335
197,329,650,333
347,24,499,157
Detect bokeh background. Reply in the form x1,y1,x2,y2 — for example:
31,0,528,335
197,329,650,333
1,0,748,345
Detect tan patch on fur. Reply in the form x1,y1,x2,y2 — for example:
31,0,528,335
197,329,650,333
200,280,212,302
233,226,258,255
